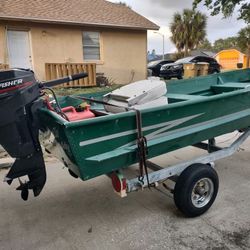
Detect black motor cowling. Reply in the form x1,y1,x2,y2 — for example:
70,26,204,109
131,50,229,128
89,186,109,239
0,69,46,200
0,69,88,200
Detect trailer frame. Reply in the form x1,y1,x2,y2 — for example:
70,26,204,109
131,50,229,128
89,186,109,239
124,129,250,193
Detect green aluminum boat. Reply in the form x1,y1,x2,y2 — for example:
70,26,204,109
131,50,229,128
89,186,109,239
4,68,250,216
38,68,250,217
40,69,250,178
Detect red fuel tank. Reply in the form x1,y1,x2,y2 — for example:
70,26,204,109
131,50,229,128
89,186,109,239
62,105,95,121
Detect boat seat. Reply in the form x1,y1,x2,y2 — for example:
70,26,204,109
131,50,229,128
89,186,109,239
167,93,205,101
211,82,250,93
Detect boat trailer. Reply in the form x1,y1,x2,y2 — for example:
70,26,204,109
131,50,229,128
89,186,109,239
1,68,250,217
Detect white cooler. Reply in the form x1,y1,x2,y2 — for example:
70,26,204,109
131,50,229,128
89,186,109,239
103,79,168,113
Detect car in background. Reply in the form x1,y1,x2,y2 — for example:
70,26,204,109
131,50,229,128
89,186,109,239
159,56,221,80
147,59,174,77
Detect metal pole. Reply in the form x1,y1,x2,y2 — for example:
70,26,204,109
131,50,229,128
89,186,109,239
154,32,165,60
162,34,165,60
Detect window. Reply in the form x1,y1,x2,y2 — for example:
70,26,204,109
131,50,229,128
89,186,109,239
210,58,218,64
83,32,101,60
176,57,194,64
191,57,201,63
200,57,210,63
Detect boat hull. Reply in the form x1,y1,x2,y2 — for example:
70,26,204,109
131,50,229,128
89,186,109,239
39,69,250,180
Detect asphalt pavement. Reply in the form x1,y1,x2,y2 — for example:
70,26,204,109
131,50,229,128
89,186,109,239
0,133,250,250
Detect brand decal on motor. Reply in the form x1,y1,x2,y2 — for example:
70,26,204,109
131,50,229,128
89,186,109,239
0,79,23,89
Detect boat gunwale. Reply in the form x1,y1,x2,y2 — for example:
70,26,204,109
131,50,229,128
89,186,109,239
39,86,250,128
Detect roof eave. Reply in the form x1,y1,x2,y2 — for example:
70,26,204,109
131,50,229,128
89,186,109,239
0,16,160,31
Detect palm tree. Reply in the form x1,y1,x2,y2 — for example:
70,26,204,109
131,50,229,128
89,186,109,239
170,13,185,53
170,9,207,56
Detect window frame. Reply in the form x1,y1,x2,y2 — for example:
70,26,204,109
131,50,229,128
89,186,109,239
82,31,103,64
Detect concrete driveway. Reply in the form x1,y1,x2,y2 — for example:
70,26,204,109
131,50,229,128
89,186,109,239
0,133,250,250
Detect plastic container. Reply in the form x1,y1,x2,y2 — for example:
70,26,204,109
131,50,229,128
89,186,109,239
196,63,209,76
183,63,196,78
62,105,95,121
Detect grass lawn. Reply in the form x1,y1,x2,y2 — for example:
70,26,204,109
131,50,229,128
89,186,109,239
53,84,122,96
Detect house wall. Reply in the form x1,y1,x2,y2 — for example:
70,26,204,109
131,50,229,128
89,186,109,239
0,21,147,84
98,30,147,84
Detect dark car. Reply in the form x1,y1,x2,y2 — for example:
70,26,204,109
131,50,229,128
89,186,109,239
159,56,221,80
147,59,174,77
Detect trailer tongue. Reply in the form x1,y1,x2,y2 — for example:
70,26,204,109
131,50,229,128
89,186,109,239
0,69,88,200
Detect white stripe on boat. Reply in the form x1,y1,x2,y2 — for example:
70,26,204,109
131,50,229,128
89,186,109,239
121,108,250,150
79,113,203,147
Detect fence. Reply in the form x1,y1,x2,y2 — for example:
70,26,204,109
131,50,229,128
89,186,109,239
45,63,96,87
0,64,9,70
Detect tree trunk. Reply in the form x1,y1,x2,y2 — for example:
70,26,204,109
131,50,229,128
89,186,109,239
184,45,188,57
247,43,250,68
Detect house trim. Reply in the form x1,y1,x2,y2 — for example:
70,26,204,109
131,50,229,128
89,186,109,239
0,16,159,31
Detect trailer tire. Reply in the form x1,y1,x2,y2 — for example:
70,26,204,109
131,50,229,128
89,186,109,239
174,164,219,217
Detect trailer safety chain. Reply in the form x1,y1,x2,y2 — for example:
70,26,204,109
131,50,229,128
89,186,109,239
134,109,150,188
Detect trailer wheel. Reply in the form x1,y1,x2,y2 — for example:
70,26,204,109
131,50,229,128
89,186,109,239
174,164,219,217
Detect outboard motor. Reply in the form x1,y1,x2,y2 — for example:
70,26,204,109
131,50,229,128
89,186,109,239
0,68,88,200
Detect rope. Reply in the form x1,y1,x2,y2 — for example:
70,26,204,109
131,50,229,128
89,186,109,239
42,87,69,121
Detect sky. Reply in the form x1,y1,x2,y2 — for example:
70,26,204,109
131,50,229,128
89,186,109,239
108,0,246,54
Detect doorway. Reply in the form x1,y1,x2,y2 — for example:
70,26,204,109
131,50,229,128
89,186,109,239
7,29,32,69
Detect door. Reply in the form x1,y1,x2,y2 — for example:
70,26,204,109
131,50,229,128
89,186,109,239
7,30,32,69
